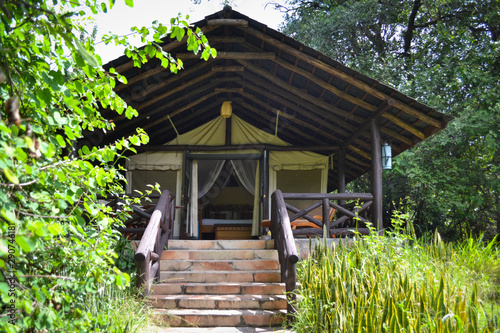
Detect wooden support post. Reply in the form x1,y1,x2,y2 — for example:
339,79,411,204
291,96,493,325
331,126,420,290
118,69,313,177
370,119,383,235
337,148,346,206
263,149,269,220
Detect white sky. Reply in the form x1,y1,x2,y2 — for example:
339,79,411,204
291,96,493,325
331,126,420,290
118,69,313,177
90,0,287,63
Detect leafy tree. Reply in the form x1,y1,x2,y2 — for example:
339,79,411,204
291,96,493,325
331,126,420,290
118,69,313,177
0,1,214,331
276,0,500,238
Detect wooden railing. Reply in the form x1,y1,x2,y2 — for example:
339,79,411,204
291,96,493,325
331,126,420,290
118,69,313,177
282,193,374,237
134,190,175,295
270,190,299,317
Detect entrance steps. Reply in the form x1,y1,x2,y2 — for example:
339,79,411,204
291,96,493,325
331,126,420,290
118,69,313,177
150,240,287,328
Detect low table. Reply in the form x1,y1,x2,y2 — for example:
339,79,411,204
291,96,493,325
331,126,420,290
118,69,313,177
214,224,252,240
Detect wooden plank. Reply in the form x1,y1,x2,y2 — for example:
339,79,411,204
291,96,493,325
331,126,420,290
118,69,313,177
283,193,373,201
208,36,246,43
212,65,245,72
214,87,244,94
347,145,372,160
177,52,275,60
382,113,426,140
243,26,444,129
207,19,248,27
135,144,339,152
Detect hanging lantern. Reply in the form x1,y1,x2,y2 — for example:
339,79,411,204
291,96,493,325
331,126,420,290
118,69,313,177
381,142,392,170
220,101,232,118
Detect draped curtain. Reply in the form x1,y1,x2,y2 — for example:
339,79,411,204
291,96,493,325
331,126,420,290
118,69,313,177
189,159,261,238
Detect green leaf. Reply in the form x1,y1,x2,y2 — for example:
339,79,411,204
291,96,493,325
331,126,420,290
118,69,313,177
124,0,133,7
3,167,19,184
75,40,99,67
47,224,65,236
15,235,35,253
55,134,67,148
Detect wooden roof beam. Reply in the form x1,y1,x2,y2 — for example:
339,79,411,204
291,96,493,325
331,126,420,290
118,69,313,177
234,101,326,147
237,59,363,124
242,26,444,129
240,93,341,144
177,52,275,60
274,57,378,113
147,99,224,142
115,57,213,93
237,74,354,138
136,144,338,153
208,36,246,43
207,19,248,27
114,76,239,129
342,99,394,149
143,90,218,131
212,65,244,72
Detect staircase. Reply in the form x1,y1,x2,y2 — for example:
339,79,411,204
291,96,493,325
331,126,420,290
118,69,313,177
149,240,287,329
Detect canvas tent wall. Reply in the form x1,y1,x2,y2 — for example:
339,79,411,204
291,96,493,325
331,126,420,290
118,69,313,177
126,115,328,239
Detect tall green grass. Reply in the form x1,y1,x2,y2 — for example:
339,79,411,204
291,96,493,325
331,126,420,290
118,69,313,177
84,283,160,333
291,207,500,332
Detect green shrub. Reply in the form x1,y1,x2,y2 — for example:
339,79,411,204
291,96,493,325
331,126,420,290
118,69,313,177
292,206,500,332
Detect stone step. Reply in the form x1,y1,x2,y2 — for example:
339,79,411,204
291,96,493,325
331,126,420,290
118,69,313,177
151,282,285,295
159,270,281,284
156,309,286,327
167,240,274,250
149,294,287,310
161,249,278,261
160,259,279,271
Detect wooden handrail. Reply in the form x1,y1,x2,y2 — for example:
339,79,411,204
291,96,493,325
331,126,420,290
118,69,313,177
270,190,299,319
282,192,374,237
134,190,175,295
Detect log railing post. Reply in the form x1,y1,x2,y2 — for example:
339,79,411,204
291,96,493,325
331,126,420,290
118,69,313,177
134,190,175,296
271,190,299,321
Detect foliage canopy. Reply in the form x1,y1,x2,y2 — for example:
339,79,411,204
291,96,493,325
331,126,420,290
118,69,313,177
0,0,213,331
277,0,500,238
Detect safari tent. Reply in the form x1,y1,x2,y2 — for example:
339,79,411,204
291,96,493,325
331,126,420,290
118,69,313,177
96,6,451,240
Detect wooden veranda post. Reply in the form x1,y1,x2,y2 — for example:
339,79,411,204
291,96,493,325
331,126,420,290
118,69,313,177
337,147,346,206
370,118,383,235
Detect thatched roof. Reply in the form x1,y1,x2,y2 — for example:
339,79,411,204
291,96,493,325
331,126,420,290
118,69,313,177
102,6,451,190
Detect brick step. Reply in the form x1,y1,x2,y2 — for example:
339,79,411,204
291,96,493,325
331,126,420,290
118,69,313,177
160,259,279,271
149,294,287,310
151,282,285,295
167,240,274,250
162,249,278,261
159,270,281,283
156,309,286,327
